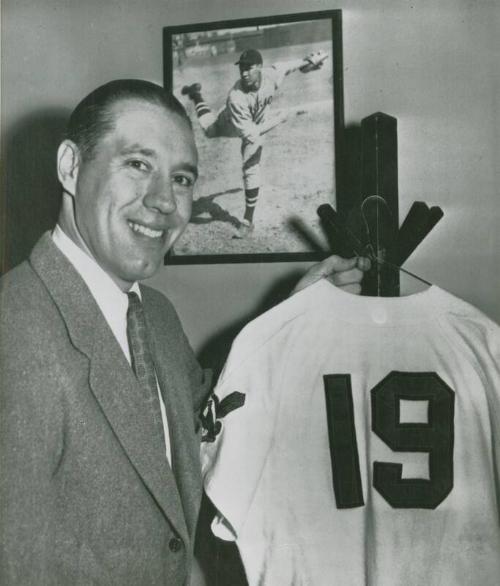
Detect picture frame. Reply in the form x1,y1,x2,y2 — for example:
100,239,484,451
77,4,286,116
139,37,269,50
163,10,344,264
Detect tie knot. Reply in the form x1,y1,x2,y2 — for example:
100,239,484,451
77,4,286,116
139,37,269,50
127,291,142,313
127,290,140,303
127,292,146,350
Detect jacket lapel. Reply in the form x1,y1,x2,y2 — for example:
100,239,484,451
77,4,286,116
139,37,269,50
29,233,189,543
142,288,203,538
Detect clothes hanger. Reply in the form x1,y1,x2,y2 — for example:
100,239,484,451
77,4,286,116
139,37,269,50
317,202,434,289
360,196,433,287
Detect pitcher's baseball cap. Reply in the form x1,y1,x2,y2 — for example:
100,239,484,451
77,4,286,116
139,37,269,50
235,49,263,67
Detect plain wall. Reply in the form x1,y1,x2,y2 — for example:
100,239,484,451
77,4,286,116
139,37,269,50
2,0,499,356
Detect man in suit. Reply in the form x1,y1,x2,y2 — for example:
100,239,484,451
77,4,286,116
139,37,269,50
0,80,368,585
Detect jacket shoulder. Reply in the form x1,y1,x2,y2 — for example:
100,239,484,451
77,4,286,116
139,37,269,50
0,259,76,363
0,260,52,317
140,284,183,327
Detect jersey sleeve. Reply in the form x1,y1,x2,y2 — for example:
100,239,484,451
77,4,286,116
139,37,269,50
200,286,319,540
200,340,282,540
474,319,500,496
439,303,500,497
199,292,309,540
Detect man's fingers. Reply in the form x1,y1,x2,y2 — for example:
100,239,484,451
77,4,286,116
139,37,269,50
356,257,371,271
290,255,371,296
315,255,371,279
314,255,357,277
328,267,365,287
337,283,362,296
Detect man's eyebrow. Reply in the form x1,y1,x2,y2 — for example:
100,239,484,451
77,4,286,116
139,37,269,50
180,163,199,180
120,145,157,157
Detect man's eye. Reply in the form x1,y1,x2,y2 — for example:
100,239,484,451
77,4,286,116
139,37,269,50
173,175,195,187
127,160,149,172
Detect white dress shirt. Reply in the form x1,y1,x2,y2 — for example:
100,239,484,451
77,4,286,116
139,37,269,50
52,225,172,463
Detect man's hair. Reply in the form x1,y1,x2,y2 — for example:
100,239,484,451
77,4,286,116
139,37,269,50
66,79,191,160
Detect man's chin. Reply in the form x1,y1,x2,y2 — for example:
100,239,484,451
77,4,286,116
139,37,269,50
110,234,180,285
112,258,163,288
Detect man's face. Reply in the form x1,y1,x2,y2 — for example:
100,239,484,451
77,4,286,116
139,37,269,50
73,99,198,289
239,63,262,90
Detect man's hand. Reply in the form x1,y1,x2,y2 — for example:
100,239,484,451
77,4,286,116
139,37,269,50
244,127,263,145
292,255,371,296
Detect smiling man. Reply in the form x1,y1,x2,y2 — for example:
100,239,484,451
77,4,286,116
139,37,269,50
57,94,198,288
0,79,367,586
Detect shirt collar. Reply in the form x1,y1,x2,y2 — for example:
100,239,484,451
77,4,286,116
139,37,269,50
51,224,140,361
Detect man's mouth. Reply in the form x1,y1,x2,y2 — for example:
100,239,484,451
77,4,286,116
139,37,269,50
128,221,165,240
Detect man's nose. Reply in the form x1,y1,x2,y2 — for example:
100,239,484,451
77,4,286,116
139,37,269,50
143,175,177,215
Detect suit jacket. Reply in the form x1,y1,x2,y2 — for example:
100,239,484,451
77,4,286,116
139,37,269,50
0,233,210,585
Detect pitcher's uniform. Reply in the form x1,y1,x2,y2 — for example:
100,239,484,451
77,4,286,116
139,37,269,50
198,66,285,190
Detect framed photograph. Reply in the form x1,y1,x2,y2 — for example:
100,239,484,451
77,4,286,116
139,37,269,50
163,10,344,264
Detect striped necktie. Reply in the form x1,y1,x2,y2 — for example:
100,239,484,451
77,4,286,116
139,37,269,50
126,292,165,439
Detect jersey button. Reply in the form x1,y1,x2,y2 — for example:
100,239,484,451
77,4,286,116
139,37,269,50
169,537,183,553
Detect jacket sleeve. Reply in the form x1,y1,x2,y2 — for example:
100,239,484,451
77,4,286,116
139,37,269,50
0,301,65,585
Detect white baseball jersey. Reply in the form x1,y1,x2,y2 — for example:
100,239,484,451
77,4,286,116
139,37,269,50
201,280,500,586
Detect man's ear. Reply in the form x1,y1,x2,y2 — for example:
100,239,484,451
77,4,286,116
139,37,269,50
57,140,80,196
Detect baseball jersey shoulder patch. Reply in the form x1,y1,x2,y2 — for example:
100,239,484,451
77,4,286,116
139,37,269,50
201,391,246,443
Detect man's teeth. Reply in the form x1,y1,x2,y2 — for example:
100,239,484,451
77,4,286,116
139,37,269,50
129,222,164,239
